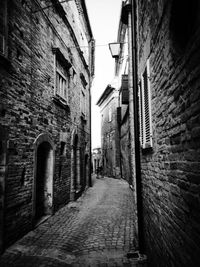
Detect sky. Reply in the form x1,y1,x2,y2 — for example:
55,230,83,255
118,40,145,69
85,0,123,149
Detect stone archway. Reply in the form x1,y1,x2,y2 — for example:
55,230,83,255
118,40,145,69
33,134,54,225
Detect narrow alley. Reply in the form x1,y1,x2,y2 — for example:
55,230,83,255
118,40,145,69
1,0,200,266
0,176,147,267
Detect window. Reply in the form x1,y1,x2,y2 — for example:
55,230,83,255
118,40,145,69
121,74,129,104
53,48,71,105
80,73,87,88
139,59,152,149
108,107,112,122
0,0,7,56
55,60,69,102
60,141,66,156
81,90,86,115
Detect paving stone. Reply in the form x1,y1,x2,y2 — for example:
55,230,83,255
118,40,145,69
0,176,147,266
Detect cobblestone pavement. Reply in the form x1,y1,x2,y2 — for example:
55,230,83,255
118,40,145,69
0,176,147,266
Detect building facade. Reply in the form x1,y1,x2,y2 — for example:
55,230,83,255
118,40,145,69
97,85,121,178
0,0,94,251
119,0,200,266
98,2,132,184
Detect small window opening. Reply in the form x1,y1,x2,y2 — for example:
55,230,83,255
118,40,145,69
60,141,65,156
59,164,62,178
20,166,26,186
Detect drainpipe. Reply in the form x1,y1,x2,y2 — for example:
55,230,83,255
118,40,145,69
130,0,144,253
88,77,92,187
88,38,95,187
127,9,137,194
117,95,122,179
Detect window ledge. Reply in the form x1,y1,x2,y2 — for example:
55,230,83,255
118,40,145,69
142,143,152,149
52,95,70,111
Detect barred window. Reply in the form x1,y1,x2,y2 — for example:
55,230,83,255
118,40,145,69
139,59,152,149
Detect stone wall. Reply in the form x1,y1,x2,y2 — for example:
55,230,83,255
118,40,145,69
0,0,92,249
137,0,200,266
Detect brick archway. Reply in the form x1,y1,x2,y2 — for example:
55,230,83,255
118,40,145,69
33,134,55,226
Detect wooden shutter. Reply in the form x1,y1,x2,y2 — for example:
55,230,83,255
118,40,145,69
140,59,152,149
138,81,144,146
121,74,129,104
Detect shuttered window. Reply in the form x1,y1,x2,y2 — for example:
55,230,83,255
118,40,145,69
0,0,7,56
138,81,144,146
139,59,152,149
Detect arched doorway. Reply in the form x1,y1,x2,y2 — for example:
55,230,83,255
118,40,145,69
33,134,54,225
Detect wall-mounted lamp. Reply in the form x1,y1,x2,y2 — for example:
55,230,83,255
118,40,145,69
108,42,121,58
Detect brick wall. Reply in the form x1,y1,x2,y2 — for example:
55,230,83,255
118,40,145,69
137,0,200,266
0,0,92,248
120,106,131,184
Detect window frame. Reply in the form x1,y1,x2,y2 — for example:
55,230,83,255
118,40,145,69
139,59,153,149
53,52,70,104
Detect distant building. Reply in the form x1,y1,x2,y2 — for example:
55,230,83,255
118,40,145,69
97,85,121,178
97,2,131,183
92,147,102,174
0,0,94,251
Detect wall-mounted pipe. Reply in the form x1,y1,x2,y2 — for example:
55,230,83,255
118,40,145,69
130,0,145,253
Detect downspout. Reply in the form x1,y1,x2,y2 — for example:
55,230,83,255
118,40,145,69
130,0,145,253
88,38,95,187
117,94,122,179
127,8,136,194
88,77,92,187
